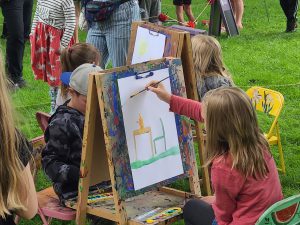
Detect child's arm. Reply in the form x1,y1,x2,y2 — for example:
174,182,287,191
61,0,76,49
170,95,204,122
146,81,204,122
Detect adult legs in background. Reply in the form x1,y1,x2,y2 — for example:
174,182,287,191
139,0,150,21
105,0,140,67
139,0,161,23
280,0,298,32
2,0,25,86
86,0,140,68
2,0,33,87
183,4,195,22
1,18,7,39
149,0,162,23
86,26,109,69
230,0,244,29
175,5,185,24
23,0,33,40
183,199,215,225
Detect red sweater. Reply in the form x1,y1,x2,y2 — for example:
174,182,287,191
170,95,283,225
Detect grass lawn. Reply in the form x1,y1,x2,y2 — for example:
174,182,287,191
0,0,299,224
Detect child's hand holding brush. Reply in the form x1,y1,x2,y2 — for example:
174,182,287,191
146,81,172,104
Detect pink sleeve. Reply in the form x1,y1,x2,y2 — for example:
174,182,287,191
211,165,245,225
169,95,204,122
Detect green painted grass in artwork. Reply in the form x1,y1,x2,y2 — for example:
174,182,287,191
131,146,180,169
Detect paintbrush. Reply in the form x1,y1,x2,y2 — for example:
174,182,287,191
129,76,170,99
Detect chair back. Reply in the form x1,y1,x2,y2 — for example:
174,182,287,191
246,87,284,138
36,111,51,133
255,194,300,225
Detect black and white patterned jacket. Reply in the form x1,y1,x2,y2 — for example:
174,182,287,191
42,101,84,200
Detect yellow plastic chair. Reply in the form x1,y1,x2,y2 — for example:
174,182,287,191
246,87,285,174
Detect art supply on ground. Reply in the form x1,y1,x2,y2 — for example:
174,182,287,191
87,192,113,204
134,208,162,222
130,76,170,99
144,207,182,224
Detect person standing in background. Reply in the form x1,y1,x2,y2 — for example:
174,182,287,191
0,0,33,88
230,0,244,29
139,0,161,23
280,0,298,32
86,0,140,69
173,0,195,25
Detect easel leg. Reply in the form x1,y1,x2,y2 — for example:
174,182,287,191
209,0,222,36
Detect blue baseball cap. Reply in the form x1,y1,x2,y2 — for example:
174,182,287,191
60,72,72,86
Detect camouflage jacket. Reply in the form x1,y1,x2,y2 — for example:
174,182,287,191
42,101,85,200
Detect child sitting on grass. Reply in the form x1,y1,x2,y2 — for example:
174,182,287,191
191,35,233,100
146,84,283,225
42,63,102,201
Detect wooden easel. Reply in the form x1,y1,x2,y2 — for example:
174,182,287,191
209,0,239,36
127,22,212,196
67,58,203,225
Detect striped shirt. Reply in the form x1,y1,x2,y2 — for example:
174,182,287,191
31,0,76,48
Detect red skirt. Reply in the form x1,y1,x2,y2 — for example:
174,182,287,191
30,22,74,87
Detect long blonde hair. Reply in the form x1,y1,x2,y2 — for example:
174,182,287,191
191,35,231,79
0,53,28,218
203,87,270,179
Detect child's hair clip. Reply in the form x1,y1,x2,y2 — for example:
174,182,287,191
145,71,154,78
135,71,154,79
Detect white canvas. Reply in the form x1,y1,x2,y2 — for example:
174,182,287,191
131,26,166,64
118,68,184,190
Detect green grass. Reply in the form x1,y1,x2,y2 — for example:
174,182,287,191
0,0,299,224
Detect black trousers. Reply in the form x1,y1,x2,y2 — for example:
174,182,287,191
1,0,33,83
2,19,7,37
183,199,216,225
280,0,299,22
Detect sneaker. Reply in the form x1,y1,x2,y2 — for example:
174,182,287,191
286,19,298,32
14,78,27,88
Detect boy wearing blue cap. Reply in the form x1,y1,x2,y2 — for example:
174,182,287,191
42,63,102,201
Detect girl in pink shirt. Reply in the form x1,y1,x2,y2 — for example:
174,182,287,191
146,84,283,225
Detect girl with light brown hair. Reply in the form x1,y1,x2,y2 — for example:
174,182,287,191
55,43,101,110
146,84,283,225
0,53,38,224
191,35,233,100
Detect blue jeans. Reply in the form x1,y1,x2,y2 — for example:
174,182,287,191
86,0,140,68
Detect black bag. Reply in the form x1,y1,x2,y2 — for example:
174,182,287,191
83,0,123,23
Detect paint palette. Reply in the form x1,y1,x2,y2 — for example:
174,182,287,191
144,207,182,224
87,192,113,204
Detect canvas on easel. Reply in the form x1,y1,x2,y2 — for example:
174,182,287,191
70,58,202,225
127,22,212,197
